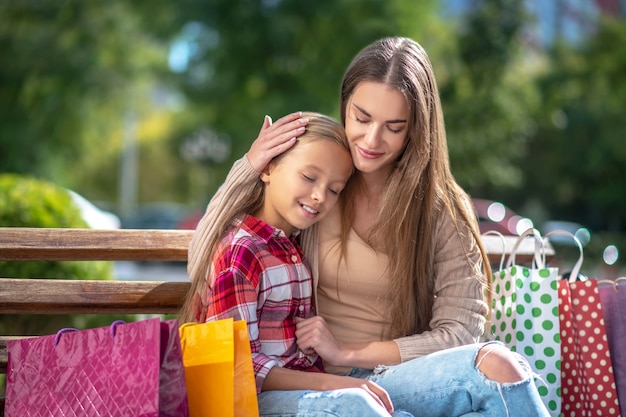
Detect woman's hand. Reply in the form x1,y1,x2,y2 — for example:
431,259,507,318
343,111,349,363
295,316,347,367
246,112,308,172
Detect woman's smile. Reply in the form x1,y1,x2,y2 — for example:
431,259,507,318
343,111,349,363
356,146,385,159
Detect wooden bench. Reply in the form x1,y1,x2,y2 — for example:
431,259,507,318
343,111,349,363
0,227,550,415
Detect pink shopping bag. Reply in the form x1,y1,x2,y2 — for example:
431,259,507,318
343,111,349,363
598,278,626,417
5,318,189,417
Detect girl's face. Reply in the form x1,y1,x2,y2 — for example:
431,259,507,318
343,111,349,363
257,139,352,236
344,82,409,177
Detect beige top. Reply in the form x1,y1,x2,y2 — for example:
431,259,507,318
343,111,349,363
188,157,488,371
314,206,391,374
317,206,390,345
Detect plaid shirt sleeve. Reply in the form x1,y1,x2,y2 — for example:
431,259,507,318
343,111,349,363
204,217,323,393
204,236,284,392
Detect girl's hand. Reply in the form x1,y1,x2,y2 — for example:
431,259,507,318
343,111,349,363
263,367,396,414
295,316,347,367
246,112,308,172
327,376,395,414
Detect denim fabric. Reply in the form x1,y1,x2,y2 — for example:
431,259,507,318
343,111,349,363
256,342,550,417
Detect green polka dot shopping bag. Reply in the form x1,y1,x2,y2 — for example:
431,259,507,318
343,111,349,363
484,228,567,417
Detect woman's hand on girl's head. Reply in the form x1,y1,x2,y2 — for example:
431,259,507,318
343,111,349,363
246,112,308,172
295,316,347,366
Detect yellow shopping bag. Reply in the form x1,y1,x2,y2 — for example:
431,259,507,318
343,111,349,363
179,318,259,417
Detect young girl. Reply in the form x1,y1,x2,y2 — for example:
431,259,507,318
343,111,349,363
180,112,353,394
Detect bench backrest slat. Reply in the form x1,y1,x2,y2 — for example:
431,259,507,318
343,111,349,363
0,228,193,261
0,278,190,315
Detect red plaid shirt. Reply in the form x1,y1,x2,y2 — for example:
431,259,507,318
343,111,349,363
202,215,323,392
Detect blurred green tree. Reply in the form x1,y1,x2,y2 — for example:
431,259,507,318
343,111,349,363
524,16,626,232
170,0,439,179
438,0,538,193
2,0,624,236
144,0,443,207
0,0,176,185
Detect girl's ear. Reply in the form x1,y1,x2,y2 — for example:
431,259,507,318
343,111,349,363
259,162,275,184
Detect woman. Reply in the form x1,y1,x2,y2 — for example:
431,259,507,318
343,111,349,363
185,37,549,416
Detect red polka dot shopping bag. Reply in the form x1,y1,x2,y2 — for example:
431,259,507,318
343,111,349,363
485,228,564,416
559,277,621,416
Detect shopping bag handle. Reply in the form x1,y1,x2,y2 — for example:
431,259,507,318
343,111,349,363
53,320,126,347
482,230,506,271
178,321,198,351
597,277,626,292
505,227,544,269
543,230,584,283
505,229,584,281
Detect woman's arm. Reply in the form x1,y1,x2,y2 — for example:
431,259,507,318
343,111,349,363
296,211,487,368
394,211,488,362
187,112,306,284
186,156,258,285
245,112,305,172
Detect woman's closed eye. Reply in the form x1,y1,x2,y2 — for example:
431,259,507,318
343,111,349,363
354,114,404,134
388,125,404,134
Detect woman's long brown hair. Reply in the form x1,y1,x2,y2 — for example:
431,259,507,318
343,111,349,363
338,37,491,338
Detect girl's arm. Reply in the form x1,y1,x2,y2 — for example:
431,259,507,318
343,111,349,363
295,316,402,369
262,367,395,414
208,246,396,414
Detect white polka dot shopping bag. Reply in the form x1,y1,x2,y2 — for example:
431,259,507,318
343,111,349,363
559,277,620,416
484,228,564,417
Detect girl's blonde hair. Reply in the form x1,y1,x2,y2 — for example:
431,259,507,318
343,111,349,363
180,112,349,323
339,37,492,338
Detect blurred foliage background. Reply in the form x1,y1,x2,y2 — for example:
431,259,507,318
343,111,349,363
1,0,625,275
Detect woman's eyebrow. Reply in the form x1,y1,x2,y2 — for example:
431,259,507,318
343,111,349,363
353,103,407,124
353,103,372,118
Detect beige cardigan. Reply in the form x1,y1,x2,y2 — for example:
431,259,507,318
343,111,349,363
188,156,488,364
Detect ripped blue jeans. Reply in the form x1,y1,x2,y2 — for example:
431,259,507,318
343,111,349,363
256,342,550,417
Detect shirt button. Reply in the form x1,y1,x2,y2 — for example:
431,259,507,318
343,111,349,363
299,305,304,312
291,255,298,263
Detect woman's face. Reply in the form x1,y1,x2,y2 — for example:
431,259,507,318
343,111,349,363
344,81,409,177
